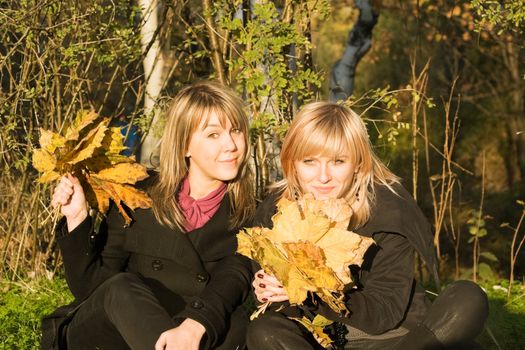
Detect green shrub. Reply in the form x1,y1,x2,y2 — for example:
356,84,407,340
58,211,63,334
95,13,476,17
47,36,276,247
0,277,73,350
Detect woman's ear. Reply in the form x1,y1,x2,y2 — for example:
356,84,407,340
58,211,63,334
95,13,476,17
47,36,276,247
186,152,191,158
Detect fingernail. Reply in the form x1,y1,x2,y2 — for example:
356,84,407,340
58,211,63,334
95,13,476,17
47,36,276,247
257,273,264,279
259,283,266,288
262,298,268,302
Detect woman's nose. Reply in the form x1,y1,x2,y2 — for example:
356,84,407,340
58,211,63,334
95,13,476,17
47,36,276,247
318,163,331,183
223,133,238,151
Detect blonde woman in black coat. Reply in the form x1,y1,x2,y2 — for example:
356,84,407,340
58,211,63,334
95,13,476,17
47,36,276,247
45,81,255,350
247,102,489,350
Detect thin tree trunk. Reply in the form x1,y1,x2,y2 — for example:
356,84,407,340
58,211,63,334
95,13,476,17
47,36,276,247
203,0,226,84
139,0,166,168
329,0,379,101
507,40,525,182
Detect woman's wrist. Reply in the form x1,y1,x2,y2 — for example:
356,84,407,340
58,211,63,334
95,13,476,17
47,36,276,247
180,318,206,337
66,209,89,232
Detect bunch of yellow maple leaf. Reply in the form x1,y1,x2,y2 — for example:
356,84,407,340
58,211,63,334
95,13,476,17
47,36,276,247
32,110,152,225
237,194,374,347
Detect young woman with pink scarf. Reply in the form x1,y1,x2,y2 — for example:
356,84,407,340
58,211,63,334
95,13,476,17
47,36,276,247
43,81,255,350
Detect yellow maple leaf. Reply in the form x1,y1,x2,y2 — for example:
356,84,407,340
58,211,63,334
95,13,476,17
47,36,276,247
91,163,149,185
252,234,292,282
282,241,342,291
269,197,332,243
291,315,333,348
238,227,316,304
86,178,111,214
236,230,255,259
317,227,374,284
89,176,152,226
301,194,353,229
38,170,61,183
64,110,99,141
236,195,375,346
285,267,317,304
104,126,128,156
39,129,66,154
64,118,109,165
33,110,152,224
32,149,57,173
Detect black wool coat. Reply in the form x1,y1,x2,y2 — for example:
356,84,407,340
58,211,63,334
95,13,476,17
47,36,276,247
253,182,438,335
56,192,252,349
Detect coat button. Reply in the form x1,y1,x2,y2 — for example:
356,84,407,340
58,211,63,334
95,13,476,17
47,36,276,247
151,259,163,271
191,300,204,309
196,273,208,282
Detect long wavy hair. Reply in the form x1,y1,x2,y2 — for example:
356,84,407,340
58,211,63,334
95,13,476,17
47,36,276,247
276,101,399,229
150,81,255,231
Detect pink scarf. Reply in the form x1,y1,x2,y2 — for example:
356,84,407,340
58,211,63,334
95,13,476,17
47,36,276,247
178,177,227,232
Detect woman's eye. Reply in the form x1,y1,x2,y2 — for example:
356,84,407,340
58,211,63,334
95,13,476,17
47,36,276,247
334,159,345,165
303,158,314,164
208,133,219,139
231,128,242,134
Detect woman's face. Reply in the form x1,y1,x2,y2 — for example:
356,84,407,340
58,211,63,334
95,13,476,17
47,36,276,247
294,155,355,200
186,111,245,187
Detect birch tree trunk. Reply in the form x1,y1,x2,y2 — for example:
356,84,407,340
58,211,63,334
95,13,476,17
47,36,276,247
139,0,167,168
329,0,379,101
203,0,227,84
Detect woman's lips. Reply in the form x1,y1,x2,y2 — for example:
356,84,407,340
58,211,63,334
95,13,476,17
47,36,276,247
312,186,336,193
218,157,238,164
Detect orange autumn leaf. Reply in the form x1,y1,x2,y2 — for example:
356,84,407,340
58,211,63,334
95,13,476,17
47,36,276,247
92,182,111,215
38,170,61,183
39,128,66,154
32,148,57,174
64,110,99,141
237,195,375,313
317,227,374,285
291,315,333,348
88,177,152,226
282,241,342,292
32,110,152,224
269,196,332,243
91,163,149,185
63,118,109,165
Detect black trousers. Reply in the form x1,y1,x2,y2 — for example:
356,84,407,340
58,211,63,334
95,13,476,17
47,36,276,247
246,280,489,350
65,272,247,350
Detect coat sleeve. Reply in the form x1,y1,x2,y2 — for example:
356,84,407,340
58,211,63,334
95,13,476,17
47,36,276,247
176,254,253,349
57,204,130,300
317,232,415,334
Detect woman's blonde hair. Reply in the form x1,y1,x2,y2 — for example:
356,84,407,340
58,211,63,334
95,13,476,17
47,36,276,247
150,81,255,231
277,101,399,229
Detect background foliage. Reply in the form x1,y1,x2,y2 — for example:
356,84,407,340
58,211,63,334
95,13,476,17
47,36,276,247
1,0,524,348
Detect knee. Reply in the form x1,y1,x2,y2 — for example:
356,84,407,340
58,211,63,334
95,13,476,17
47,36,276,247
424,280,489,344
442,280,489,322
246,314,275,346
247,311,315,349
246,312,293,349
102,272,145,309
